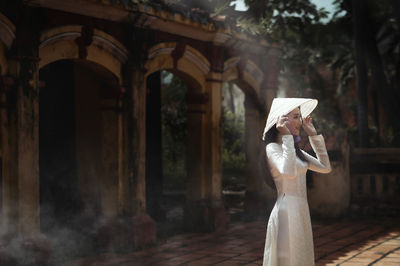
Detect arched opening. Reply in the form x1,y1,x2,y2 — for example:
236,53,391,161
39,60,78,231
221,81,246,219
146,69,203,236
222,57,271,219
39,26,127,83
39,59,120,261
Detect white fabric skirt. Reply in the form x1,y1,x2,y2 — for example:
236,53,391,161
263,194,315,266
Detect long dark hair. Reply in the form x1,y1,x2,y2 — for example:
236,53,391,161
263,126,307,162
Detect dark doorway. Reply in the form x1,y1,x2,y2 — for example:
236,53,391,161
39,59,120,263
39,60,79,233
146,70,188,237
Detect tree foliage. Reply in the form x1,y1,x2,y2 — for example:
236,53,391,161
239,0,400,146
159,0,400,189
161,71,187,190
330,0,400,146
221,82,246,186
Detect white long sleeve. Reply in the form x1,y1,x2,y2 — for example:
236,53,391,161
301,134,332,173
266,135,297,179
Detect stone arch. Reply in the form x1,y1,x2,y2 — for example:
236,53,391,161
144,42,217,229
145,42,210,91
222,57,264,99
0,13,16,75
39,25,128,82
222,56,272,218
38,59,122,234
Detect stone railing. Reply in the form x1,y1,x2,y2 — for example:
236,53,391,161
350,148,400,216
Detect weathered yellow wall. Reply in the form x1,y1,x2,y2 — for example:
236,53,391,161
308,145,351,217
205,72,222,201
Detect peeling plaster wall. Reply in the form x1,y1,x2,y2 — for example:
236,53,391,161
308,145,351,218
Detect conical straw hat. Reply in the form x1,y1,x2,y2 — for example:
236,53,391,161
262,98,318,141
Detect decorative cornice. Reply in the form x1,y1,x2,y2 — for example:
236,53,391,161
92,29,128,63
26,0,278,53
147,42,210,74
148,47,175,60
39,32,81,48
223,57,240,72
183,49,209,74
40,25,129,63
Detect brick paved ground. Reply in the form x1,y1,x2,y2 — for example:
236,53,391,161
63,218,400,266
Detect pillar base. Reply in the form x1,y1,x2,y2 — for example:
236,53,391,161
132,214,157,247
0,232,51,266
97,217,131,252
184,200,230,232
97,214,156,252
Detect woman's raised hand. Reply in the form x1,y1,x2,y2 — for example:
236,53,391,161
276,115,291,135
302,116,317,136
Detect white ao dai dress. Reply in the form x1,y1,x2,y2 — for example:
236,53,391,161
263,135,331,266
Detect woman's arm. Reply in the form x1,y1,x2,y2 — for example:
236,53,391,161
266,135,297,179
301,116,331,173
302,135,332,173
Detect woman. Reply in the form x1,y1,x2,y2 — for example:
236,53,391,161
262,98,331,266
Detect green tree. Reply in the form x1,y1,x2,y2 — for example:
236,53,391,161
239,0,400,146
221,104,245,187
161,72,188,190
330,0,400,146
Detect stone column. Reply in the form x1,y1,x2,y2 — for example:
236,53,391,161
205,72,222,201
9,6,41,237
124,65,156,247
184,88,208,230
97,93,130,252
0,5,50,265
243,96,274,218
1,77,18,238
184,72,229,232
15,59,40,235
98,65,156,251
129,67,147,215
244,48,281,219
113,64,146,217
205,72,229,231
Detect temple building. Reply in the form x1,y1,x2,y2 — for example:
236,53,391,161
0,0,280,261
3,2,398,265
